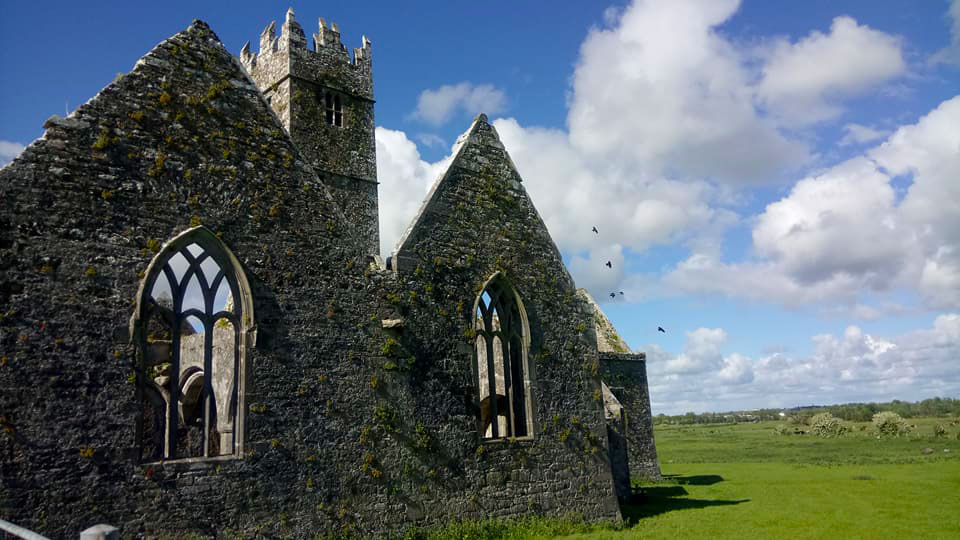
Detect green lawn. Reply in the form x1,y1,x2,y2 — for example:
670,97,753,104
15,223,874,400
561,461,960,539
564,419,960,540
402,418,960,539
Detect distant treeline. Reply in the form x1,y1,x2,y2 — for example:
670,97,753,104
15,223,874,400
654,397,960,425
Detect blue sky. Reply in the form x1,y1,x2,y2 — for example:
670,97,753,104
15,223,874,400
2,1,959,414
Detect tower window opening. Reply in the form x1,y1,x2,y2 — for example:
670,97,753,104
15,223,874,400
322,90,343,127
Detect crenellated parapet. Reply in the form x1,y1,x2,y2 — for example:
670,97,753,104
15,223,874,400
241,8,372,100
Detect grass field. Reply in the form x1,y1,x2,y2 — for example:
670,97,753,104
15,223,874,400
403,417,960,539
577,418,960,540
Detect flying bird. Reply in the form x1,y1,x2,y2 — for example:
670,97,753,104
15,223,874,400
592,226,599,234
658,326,666,333
609,292,616,298
605,261,612,268
619,291,624,295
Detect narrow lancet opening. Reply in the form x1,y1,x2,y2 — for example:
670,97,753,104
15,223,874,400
473,275,532,439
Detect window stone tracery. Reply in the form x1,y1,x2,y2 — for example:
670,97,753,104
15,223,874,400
134,227,252,461
473,275,532,439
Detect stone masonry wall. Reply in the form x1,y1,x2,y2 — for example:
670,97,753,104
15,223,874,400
389,116,623,523
598,353,661,480
0,20,373,538
0,19,627,539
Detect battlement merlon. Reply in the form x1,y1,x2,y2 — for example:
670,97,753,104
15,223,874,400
243,9,373,100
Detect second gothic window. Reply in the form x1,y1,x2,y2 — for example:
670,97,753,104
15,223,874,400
474,276,532,439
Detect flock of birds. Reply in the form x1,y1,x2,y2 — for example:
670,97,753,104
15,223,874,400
593,226,666,334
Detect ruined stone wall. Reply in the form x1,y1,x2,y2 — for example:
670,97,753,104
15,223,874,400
601,383,630,499
0,20,379,538
598,354,661,480
0,17,625,540
387,116,622,524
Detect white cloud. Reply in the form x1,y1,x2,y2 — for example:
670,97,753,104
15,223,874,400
376,1,956,317
647,314,960,414
752,156,905,288
663,254,862,308
664,327,727,374
374,127,450,257
567,0,808,184
919,247,960,309
568,244,627,297
0,140,25,166
665,96,960,312
839,123,890,146
870,96,960,307
757,16,906,125
410,83,506,126
493,118,722,253
718,353,754,384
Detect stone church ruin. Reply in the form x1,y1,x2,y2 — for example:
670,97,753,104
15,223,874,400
0,9,659,538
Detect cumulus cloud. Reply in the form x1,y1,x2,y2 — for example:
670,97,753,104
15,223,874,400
752,156,905,287
410,83,506,126
665,96,960,312
493,119,723,248
663,255,863,308
664,327,728,374
874,97,960,307
0,140,25,166
646,314,960,414
757,16,906,125
415,133,447,149
377,0,948,313
567,0,807,184
375,127,450,257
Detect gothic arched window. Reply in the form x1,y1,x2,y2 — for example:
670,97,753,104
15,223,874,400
473,275,532,439
133,227,253,461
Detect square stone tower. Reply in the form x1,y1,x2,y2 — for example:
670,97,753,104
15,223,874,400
241,8,379,254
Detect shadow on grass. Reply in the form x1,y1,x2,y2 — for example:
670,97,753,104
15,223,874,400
640,485,690,498
661,474,725,486
622,475,748,522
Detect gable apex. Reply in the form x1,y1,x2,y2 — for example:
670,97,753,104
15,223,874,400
390,113,532,270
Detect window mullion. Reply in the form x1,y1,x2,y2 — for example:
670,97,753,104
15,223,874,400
485,333,499,439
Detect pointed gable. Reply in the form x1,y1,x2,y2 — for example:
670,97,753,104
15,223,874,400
392,114,569,284
1,19,344,239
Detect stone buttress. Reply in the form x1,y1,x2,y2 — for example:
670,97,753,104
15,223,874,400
579,291,662,481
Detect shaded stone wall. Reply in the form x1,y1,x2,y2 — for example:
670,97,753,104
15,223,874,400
598,353,661,480
601,383,630,499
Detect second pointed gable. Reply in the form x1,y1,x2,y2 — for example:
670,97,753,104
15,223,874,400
392,114,571,287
